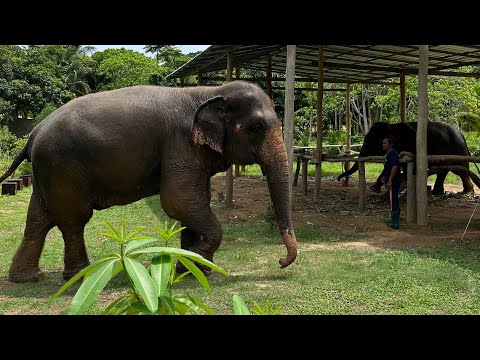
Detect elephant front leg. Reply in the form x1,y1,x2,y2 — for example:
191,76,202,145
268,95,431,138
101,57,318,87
9,190,54,283
160,181,222,275
180,225,201,251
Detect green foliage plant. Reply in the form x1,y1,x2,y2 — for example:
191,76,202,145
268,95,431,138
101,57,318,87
232,295,281,315
50,220,228,315
0,126,31,175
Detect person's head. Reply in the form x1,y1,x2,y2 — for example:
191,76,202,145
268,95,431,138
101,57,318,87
382,135,395,152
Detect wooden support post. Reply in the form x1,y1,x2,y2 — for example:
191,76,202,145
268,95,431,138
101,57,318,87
416,45,429,226
293,156,301,186
314,46,324,203
344,82,351,186
2,182,17,195
302,159,308,196
19,175,32,187
11,179,23,191
235,67,245,174
225,51,234,209
284,45,296,209
197,72,203,85
407,160,416,223
266,55,273,99
358,160,366,212
180,79,185,88
400,72,406,123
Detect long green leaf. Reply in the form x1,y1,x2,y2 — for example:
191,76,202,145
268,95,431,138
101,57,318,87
49,256,118,301
69,259,119,314
101,232,122,241
172,295,202,314
124,257,158,313
159,290,175,315
102,293,135,315
189,295,215,315
120,219,126,240
151,254,172,296
125,226,146,240
126,303,151,315
130,247,228,275
124,238,160,255
103,220,120,239
177,257,211,292
233,294,251,315
172,301,190,315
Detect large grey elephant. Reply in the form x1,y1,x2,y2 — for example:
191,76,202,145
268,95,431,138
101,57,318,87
0,81,298,283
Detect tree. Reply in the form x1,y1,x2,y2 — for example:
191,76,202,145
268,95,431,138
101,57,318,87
93,48,158,91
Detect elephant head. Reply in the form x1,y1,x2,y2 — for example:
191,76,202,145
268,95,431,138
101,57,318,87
191,81,298,268
337,122,393,181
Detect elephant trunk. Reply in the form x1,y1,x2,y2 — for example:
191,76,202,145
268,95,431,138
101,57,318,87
259,128,298,268
337,161,359,181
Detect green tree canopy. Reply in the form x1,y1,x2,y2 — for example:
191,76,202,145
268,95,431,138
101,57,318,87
93,48,158,91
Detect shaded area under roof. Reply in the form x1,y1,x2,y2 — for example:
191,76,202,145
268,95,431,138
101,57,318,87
167,45,480,83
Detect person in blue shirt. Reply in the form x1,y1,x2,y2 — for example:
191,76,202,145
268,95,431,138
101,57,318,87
380,135,401,229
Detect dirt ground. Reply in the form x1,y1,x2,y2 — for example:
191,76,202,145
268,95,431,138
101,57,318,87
210,173,480,250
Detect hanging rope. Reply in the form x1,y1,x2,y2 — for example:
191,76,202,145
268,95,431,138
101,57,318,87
461,196,479,241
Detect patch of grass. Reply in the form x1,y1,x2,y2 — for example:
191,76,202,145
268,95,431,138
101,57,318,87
1,175,480,314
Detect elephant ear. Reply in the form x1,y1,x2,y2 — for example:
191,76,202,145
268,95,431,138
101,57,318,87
191,96,227,154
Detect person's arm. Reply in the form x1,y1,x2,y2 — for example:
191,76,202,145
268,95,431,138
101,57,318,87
386,165,399,189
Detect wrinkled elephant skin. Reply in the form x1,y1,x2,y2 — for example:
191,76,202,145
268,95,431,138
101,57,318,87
1,81,298,282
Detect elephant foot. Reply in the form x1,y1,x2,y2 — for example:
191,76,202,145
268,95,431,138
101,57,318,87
369,184,382,193
9,268,44,283
63,262,90,280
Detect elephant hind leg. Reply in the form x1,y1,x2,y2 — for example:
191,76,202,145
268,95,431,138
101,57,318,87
432,171,448,195
9,190,54,283
460,167,474,193
58,223,91,280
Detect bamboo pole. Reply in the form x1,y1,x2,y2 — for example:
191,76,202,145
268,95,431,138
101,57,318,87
344,82,351,186
284,45,296,209
400,72,406,123
407,161,416,223
225,51,234,209
358,160,366,212
302,159,308,196
314,46,324,203
427,155,480,162
266,55,273,99
416,45,429,226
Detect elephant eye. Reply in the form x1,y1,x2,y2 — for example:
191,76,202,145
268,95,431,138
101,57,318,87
248,121,265,132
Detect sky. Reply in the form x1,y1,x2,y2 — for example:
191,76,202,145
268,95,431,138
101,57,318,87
87,45,209,56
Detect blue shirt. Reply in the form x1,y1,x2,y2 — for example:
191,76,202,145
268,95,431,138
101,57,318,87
383,148,401,186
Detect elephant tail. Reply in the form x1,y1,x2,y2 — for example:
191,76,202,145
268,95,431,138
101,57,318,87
462,132,480,175
0,140,30,183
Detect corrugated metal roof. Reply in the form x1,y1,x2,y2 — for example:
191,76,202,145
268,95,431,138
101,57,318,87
166,45,480,83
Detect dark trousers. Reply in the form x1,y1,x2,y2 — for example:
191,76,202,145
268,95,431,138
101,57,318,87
389,185,400,211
